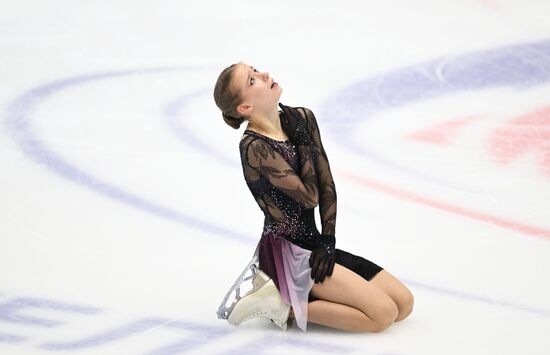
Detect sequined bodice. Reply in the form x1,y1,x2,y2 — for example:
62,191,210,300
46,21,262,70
240,130,319,250
238,106,337,251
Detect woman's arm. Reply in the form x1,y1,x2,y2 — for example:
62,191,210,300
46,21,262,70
298,107,337,236
245,137,319,209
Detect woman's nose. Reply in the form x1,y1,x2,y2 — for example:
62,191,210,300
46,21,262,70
263,72,269,80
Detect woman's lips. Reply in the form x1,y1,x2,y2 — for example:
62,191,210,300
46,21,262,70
271,81,278,89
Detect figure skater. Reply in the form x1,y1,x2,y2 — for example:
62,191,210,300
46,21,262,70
213,62,414,332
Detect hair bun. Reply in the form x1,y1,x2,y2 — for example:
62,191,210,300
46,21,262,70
222,112,244,130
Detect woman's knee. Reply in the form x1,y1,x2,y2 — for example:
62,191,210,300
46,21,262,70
371,298,399,331
369,270,414,322
351,292,398,333
396,291,414,321
310,264,398,331
355,299,397,333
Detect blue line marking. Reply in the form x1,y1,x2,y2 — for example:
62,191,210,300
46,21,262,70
3,66,255,245
0,297,100,327
320,39,550,193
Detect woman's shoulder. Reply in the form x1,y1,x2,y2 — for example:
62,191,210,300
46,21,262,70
239,131,271,152
291,106,317,123
288,106,319,134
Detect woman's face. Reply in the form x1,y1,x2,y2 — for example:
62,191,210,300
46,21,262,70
232,63,282,117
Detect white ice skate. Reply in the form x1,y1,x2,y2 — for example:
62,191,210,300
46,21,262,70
217,254,291,330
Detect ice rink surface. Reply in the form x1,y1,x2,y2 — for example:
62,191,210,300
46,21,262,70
1,0,550,354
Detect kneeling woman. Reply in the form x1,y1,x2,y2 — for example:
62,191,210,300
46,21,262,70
213,63,414,332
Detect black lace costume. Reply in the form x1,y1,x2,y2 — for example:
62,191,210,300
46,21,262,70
238,105,383,331
240,107,336,249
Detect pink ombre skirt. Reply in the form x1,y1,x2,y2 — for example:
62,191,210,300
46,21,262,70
255,234,314,332
254,234,384,332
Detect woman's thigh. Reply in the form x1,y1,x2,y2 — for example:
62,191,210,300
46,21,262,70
369,270,414,318
309,263,398,322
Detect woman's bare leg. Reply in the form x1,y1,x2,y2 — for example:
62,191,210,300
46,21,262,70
369,270,414,322
307,299,377,332
307,263,398,332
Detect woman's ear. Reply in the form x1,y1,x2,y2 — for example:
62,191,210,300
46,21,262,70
237,104,252,116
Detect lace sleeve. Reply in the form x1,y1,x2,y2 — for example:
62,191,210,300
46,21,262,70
245,138,319,209
299,107,337,236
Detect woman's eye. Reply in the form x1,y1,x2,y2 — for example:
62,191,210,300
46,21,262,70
250,68,259,85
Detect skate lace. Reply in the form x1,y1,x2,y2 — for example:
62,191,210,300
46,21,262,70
243,310,284,327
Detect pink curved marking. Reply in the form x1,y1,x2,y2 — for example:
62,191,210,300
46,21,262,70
489,105,550,177
406,115,483,145
339,171,550,240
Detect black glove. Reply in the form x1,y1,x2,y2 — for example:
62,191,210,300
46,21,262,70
278,103,312,146
309,234,336,283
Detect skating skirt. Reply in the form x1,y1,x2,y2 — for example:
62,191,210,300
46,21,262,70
255,234,383,332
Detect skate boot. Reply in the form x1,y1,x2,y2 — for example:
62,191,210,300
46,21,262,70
217,255,291,330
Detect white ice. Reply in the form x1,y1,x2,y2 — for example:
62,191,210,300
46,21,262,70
1,0,550,354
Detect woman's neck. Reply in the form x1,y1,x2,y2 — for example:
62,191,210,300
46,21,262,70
246,108,287,139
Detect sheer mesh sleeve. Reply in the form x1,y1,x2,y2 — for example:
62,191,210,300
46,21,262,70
299,107,337,237
245,138,319,209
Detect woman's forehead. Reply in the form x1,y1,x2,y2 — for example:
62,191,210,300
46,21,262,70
236,63,253,78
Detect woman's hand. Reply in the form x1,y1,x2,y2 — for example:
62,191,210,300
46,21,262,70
278,103,312,146
309,247,335,283
309,234,336,283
